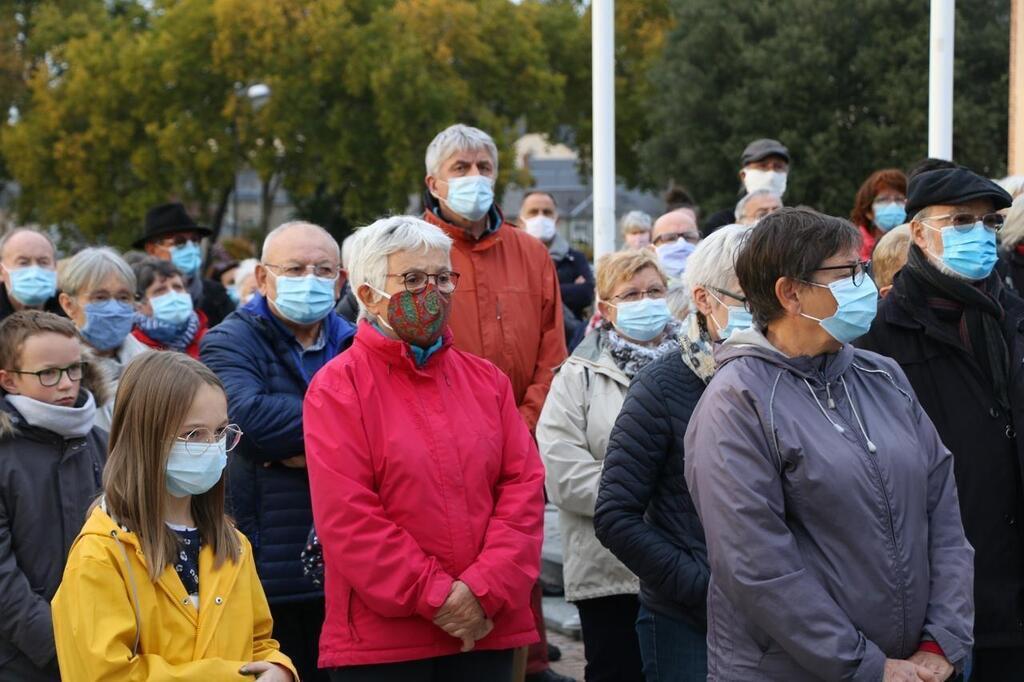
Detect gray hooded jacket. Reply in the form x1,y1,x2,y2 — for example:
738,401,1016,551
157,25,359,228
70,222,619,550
683,328,973,681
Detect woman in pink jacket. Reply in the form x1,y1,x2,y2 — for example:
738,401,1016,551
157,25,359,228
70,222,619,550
303,215,546,681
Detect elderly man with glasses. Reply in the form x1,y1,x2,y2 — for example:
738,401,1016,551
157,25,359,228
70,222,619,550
858,167,1022,680
200,220,356,682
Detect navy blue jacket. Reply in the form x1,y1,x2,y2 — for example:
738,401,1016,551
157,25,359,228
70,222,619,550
594,350,709,629
555,248,594,321
200,295,355,603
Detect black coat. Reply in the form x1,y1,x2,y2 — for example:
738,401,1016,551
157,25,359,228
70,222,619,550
0,283,65,323
0,399,106,679
857,269,1024,649
594,350,709,630
198,277,235,328
554,248,594,321
997,249,1024,300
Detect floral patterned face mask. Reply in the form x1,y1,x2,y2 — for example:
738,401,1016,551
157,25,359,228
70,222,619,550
371,283,451,348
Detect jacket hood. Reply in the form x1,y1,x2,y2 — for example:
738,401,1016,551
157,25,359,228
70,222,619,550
716,326,855,385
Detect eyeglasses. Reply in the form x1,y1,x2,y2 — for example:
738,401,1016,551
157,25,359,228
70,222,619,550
386,270,460,294
807,260,871,287
611,286,668,303
707,286,749,310
175,424,243,457
263,262,343,279
920,212,1005,233
155,234,200,248
9,362,85,387
653,231,701,246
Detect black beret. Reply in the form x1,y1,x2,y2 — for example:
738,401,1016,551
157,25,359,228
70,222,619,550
906,168,1012,218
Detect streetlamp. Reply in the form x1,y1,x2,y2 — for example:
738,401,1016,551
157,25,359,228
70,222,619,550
232,82,272,236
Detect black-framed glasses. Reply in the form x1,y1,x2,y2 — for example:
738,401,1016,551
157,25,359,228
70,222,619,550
9,362,85,387
175,424,244,457
809,260,871,287
653,231,700,246
707,286,749,309
156,234,201,248
921,212,1005,233
263,262,343,279
386,270,460,294
611,286,669,303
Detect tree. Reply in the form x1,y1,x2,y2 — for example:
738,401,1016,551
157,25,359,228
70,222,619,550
640,0,1011,220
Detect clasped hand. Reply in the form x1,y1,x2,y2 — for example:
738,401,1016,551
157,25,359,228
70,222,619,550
433,581,493,652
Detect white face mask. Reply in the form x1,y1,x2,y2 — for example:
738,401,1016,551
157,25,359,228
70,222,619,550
743,168,787,197
524,215,557,242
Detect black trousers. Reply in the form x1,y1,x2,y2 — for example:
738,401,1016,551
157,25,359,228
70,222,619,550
328,649,514,682
576,593,645,682
969,646,1024,681
271,598,330,682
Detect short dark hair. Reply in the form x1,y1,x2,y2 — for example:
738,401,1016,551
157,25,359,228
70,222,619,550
664,186,699,218
735,208,862,328
131,257,183,299
522,190,557,208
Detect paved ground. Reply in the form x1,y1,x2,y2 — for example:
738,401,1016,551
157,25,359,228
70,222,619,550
548,629,586,680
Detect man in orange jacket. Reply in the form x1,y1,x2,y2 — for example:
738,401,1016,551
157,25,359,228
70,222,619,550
422,124,571,682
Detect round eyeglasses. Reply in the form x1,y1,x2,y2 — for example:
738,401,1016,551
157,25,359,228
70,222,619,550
385,270,460,294
175,424,243,457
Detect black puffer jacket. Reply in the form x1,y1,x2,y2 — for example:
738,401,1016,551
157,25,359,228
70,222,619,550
594,350,709,629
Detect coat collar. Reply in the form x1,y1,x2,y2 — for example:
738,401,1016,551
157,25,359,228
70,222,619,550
354,320,455,374
559,330,629,386
422,205,509,253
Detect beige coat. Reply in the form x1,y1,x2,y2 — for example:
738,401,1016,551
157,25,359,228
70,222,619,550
537,332,639,602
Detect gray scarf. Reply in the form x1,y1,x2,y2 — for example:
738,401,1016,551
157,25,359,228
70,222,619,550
605,320,682,378
548,233,571,262
5,392,97,438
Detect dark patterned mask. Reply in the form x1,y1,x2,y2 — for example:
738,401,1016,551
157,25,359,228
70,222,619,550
381,284,451,348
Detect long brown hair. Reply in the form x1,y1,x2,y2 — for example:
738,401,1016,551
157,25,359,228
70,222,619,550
850,168,907,228
102,351,240,581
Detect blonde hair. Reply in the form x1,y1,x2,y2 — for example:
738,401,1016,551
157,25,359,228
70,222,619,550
871,224,912,290
596,250,666,302
102,352,240,581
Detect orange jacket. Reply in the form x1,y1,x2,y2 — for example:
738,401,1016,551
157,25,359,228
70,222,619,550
423,208,567,431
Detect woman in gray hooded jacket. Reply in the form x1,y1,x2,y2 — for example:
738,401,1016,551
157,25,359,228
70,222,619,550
684,209,973,682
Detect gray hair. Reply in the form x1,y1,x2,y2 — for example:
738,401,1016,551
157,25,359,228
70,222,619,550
619,210,652,235
684,223,752,294
425,124,499,177
234,258,258,286
0,227,57,261
735,189,782,222
261,220,340,261
1001,197,1024,250
60,247,136,297
348,215,453,320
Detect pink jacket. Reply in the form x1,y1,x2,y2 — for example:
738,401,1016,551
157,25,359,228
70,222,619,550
303,322,545,668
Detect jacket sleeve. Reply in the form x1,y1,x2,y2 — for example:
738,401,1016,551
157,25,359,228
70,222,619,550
246,544,300,680
459,370,546,618
200,325,303,463
594,366,708,608
559,255,594,315
905,373,975,664
0,493,55,668
536,364,604,517
52,556,252,681
303,372,455,621
683,381,887,682
518,255,568,432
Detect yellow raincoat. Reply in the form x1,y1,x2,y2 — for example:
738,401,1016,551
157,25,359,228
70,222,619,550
52,506,298,681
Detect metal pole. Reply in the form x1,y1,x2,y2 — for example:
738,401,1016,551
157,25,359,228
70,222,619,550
592,0,616,258
928,0,955,160
1010,0,1024,174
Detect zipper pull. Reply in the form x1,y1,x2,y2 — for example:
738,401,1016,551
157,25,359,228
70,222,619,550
496,300,502,320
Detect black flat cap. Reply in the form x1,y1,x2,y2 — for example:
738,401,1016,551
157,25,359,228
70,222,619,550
905,168,1012,218
740,138,790,166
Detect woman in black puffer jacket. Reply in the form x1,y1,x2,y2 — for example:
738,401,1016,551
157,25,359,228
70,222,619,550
594,224,751,682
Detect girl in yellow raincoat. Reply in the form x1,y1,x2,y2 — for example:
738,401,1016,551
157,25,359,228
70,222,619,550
51,351,298,681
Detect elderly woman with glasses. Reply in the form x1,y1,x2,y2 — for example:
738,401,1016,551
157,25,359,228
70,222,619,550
684,208,973,682
589,225,751,682
303,216,545,682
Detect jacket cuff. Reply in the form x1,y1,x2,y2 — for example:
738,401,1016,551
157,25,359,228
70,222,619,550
852,638,886,682
458,565,503,618
921,625,968,667
416,569,455,621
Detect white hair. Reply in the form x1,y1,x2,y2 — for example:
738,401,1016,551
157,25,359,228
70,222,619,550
998,175,1024,200
348,215,453,321
425,124,499,177
619,210,652,235
1001,196,1024,250
234,258,258,286
261,221,340,261
735,189,782,222
60,247,136,297
684,223,752,294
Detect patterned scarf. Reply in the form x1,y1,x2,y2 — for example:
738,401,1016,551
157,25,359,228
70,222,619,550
134,312,200,352
605,320,682,379
679,312,717,385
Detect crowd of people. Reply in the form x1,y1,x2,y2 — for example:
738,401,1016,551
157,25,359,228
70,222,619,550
0,120,1022,682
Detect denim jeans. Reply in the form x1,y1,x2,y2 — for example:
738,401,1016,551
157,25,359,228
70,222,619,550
635,604,707,682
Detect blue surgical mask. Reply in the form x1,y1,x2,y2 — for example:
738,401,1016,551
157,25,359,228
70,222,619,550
655,240,696,279
150,291,194,325
706,290,753,340
611,297,672,342
440,176,494,222
872,202,906,232
271,273,337,325
7,266,57,306
81,300,135,351
929,222,998,281
802,275,878,344
226,285,240,305
165,438,227,497
170,241,202,278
